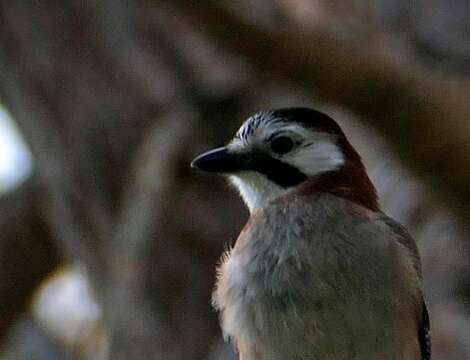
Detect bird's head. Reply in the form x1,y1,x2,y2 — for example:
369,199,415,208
192,107,378,214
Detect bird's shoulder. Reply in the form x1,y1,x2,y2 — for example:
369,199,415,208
376,214,422,276
372,213,431,360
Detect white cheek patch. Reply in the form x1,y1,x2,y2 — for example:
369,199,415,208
284,135,344,176
229,173,289,214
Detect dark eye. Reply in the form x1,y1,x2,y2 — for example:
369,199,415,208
270,136,294,155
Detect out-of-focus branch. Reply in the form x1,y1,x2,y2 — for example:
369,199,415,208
0,180,62,342
0,1,232,357
164,0,470,228
104,109,196,359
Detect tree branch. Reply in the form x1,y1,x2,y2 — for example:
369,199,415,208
0,180,62,342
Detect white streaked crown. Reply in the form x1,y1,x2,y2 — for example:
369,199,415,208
228,112,345,213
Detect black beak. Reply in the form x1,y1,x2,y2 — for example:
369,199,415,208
191,147,252,173
191,146,308,187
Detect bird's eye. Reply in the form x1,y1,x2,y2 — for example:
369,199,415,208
270,136,294,155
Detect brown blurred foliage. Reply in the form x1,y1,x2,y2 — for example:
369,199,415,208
0,1,469,359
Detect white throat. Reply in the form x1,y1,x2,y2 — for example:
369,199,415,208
229,172,291,214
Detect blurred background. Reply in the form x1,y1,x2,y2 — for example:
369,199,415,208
0,1,469,359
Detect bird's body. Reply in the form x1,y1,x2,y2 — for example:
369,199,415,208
215,193,422,360
192,108,430,360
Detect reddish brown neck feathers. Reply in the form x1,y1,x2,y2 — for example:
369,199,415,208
300,138,380,212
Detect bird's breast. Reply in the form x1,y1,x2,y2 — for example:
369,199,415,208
213,195,420,359
212,204,353,358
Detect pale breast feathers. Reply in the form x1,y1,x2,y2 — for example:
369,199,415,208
214,194,427,360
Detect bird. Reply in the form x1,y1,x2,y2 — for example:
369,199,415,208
191,107,430,360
